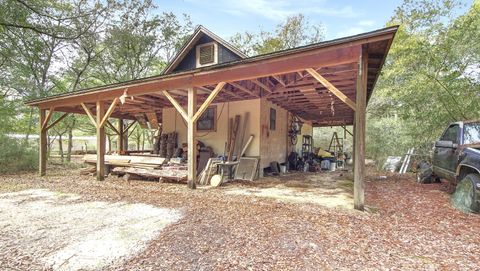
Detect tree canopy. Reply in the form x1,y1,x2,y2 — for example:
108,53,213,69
367,0,479,163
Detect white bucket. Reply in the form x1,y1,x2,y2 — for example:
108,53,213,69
330,162,336,171
280,165,286,173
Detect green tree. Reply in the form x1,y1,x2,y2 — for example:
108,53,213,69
367,0,480,165
230,14,324,56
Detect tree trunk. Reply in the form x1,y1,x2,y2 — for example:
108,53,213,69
136,134,140,151
67,127,73,162
58,134,64,163
107,135,112,153
25,107,34,145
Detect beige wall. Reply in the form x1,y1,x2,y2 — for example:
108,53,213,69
259,98,289,169
162,99,261,157
162,96,314,170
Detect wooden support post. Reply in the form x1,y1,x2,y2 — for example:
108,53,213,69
353,46,368,211
39,108,47,176
187,87,197,189
118,119,124,153
96,101,106,181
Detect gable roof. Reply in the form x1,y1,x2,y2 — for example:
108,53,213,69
162,25,248,74
25,26,398,126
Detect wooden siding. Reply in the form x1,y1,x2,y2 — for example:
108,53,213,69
172,35,242,73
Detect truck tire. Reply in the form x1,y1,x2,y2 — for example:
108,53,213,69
416,161,433,184
451,173,480,213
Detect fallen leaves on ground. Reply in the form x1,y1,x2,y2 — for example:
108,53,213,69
0,168,479,270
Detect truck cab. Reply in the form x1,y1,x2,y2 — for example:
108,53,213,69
430,121,480,212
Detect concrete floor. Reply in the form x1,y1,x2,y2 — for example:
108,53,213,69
223,171,354,209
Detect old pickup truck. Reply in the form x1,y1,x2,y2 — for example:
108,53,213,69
418,121,480,212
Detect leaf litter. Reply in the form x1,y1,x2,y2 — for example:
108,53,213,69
0,169,479,270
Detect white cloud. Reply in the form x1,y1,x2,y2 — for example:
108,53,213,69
186,0,362,21
358,20,375,27
333,20,377,38
335,26,366,38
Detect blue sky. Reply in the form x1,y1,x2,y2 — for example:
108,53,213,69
153,0,403,40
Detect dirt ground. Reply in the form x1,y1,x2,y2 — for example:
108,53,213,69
0,168,479,270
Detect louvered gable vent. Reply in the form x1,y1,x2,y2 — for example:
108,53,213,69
195,42,217,68
199,44,214,65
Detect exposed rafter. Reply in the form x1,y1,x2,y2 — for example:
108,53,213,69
306,68,356,111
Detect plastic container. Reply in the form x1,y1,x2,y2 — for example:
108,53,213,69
330,162,336,171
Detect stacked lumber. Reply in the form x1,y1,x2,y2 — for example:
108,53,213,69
112,167,187,182
83,154,165,169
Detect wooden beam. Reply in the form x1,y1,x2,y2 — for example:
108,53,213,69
342,125,353,137
306,68,357,111
192,82,225,122
187,87,197,189
106,120,120,135
96,101,106,181
99,98,119,128
229,82,258,97
45,113,69,131
145,112,159,129
125,120,137,131
163,90,188,121
251,79,272,94
39,108,47,176
81,103,97,128
272,75,286,87
353,46,368,211
41,107,55,131
33,44,369,109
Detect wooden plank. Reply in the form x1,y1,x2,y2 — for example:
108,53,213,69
99,97,119,128
41,107,55,131
45,112,69,131
163,90,188,121
96,101,106,181
306,68,356,111
39,108,47,176
227,115,241,161
81,103,97,128
187,87,197,189
353,46,368,211
192,82,226,122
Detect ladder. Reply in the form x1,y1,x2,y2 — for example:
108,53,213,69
328,132,344,155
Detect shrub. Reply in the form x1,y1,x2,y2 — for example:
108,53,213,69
0,134,38,174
